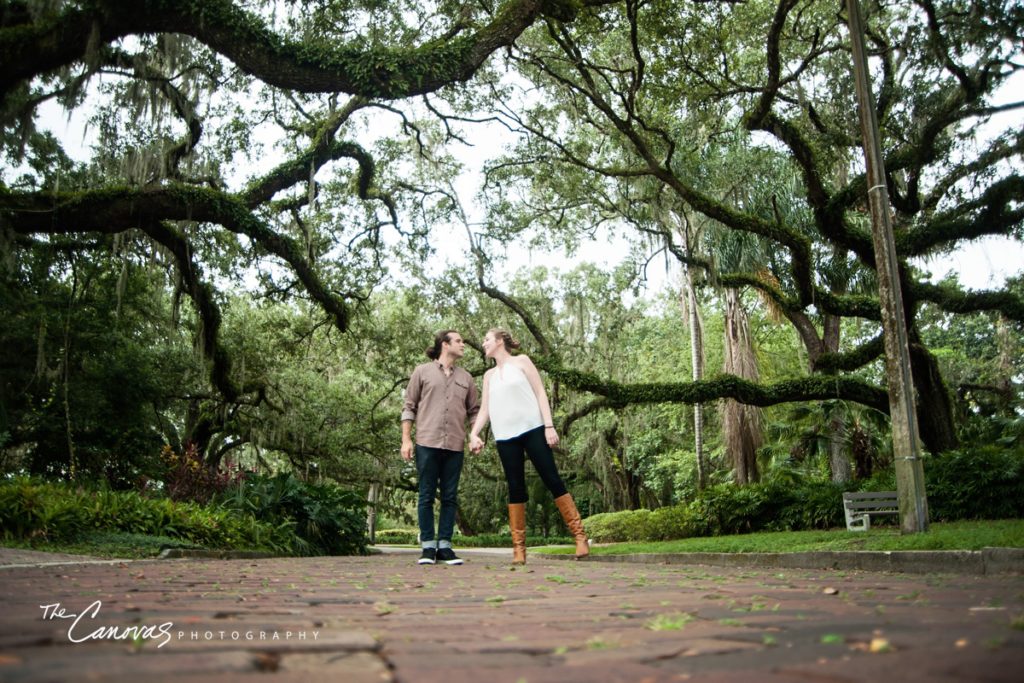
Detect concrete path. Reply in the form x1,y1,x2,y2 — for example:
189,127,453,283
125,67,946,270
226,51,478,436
0,546,1022,682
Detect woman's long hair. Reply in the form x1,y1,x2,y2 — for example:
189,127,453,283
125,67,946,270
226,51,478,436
488,327,521,352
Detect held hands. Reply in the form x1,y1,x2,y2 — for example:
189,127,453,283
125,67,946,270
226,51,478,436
469,434,484,455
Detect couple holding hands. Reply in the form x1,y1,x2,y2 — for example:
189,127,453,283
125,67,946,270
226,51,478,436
400,328,590,566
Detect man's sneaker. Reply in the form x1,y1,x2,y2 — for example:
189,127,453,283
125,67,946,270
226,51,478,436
417,547,437,565
436,547,464,565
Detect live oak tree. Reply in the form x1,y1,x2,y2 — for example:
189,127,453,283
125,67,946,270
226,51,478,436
3,0,1022,487
472,0,1024,463
1,0,618,469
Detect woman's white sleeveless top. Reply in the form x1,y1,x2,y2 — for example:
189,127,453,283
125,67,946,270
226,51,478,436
488,362,544,440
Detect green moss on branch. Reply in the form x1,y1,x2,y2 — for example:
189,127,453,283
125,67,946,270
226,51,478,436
533,357,889,413
1,0,564,99
2,185,350,331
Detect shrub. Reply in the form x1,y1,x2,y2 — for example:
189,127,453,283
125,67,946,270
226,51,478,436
687,482,802,536
582,480,846,543
579,446,1024,545
161,444,242,504
583,509,653,543
924,446,1024,521
216,472,367,556
790,480,845,529
646,505,700,542
0,477,295,554
456,533,574,548
374,528,417,544
0,478,90,541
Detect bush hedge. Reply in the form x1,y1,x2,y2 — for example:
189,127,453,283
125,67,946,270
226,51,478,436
0,477,296,553
0,473,371,556
582,445,1024,543
215,472,367,556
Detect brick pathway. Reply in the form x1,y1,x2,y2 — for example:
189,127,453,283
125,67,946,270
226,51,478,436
0,548,1022,682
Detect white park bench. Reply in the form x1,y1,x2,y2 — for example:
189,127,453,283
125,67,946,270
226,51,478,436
842,491,899,531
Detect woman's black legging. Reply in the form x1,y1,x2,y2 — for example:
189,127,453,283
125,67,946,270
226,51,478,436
495,426,568,504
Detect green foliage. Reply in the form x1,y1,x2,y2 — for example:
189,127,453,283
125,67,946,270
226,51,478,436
373,528,417,544
0,246,186,485
580,509,654,543
583,444,1024,543
0,477,295,553
924,446,1024,521
216,472,368,556
0,530,212,559
0,478,88,540
585,479,845,542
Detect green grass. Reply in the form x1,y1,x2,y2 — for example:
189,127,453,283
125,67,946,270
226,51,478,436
10,520,1022,560
534,520,1024,556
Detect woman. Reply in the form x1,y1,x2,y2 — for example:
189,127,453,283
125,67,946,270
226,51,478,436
469,328,589,564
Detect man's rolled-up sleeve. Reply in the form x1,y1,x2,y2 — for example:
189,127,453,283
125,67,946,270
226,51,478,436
465,377,480,425
401,368,420,422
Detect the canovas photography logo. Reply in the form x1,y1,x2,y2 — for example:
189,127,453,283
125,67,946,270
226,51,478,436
41,601,174,648
40,601,320,648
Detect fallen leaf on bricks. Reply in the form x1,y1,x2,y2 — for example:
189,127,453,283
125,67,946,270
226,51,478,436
869,638,891,653
253,652,281,672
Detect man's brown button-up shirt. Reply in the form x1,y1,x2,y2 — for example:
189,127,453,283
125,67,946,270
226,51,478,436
401,361,480,451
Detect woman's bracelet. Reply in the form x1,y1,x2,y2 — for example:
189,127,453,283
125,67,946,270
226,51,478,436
544,425,555,429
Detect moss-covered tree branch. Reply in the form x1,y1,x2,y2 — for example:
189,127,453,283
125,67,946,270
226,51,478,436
534,29,817,305
910,281,1024,323
471,239,555,356
239,95,399,226
1,185,350,330
898,175,1024,257
1,0,621,100
532,356,890,414
137,220,257,402
812,334,885,373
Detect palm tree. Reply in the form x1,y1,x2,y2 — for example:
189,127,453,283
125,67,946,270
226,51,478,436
710,226,765,485
672,209,708,489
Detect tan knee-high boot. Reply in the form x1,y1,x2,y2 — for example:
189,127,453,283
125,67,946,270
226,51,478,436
508,503,527,565
554,493,590,559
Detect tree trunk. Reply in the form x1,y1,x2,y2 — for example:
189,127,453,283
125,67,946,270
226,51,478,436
722,288,762,485
366,483,380,544
996,316,1015,416
827,410,851,483
909,337,959,453
822,313,850,483
682,269,706,487
62,263,78,481
678,216,707,489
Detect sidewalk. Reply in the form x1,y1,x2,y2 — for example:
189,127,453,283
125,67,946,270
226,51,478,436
1,546,1022,682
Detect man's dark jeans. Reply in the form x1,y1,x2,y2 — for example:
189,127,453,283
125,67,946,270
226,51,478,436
415,445,464,544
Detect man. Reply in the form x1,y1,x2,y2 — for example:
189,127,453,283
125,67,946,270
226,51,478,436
401,330,480,565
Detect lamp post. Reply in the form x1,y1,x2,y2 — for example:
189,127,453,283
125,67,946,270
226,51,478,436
844,0,928,532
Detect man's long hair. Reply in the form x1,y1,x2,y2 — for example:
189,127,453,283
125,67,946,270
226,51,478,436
426,329,459,360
